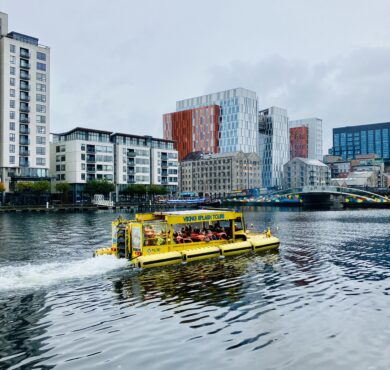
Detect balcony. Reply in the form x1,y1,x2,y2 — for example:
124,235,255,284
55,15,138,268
20,95,30,102
20,84,30,91
87,156,96,163
20,106,30,113
127,151,136,158
20,50,30,58
20,61,31,69
19,116,30,124
19,126,30,134
19,138,30,145
19,160,30,167
128,160,135,166
161,161,168,169
87,166,96,173
20,72,30,80
19,149,30,156
87,145,95,153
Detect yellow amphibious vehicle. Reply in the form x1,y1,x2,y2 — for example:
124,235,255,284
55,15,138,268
94,209,280,269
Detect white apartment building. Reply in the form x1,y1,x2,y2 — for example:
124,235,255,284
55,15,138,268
289,118,323,161
50,129,178,201
180,151,260,196
112,133,178,192
0,12,50,191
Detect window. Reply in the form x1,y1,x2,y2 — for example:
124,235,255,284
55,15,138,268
37,62,46,71
81,153,85,160
10,55,15,64
10,100,15,108
36,115,46,124
9,122,15,130
36,126,46,134
36,83,46,92
10,44,15,53
36,147,46,155
10,78,15,86
61,164,66,171
36,94,46,102
37,52,46,61
9,133,15,142
36,104,46,113
36,158,46,166
81,163,86,170
36,72,46,82
81,144,85,151
10,66,15,75
9,156,15,164
56,165,60,171
9,144,15,153
81,174,86,180
36,136,46,144
10,89,15,97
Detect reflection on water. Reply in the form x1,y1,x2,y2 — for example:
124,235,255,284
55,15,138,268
0,209,390,369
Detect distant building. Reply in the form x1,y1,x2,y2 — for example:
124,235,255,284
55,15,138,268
258,107,289,189
332,122,390,160
283,157,330,189
163,88,259,159
179,151,260,196
50,128,178,202
331,172,377,188
0,12,51,191
289,118,323,161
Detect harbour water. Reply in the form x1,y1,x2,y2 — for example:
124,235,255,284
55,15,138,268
0,208,389,369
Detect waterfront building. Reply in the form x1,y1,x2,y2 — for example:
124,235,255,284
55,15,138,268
283,157,330,189
289,118,323,161
50,128,178,201
179,151,260,196
0,12,50,191
332,122,390,160
258,107,289,189
50,128,115,200
331,171,377,188
163,88,259,159
111,133,178,193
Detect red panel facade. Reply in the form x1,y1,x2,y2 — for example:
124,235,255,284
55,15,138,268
163,105,219,160
290,127,308,159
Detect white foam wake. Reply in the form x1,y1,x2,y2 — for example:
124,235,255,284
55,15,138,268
0,255,129,291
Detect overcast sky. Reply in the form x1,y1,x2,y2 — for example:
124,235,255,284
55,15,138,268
1,0,390,152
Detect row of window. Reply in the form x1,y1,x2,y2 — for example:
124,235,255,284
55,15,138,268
10,45,46,60
9,156,46,165
8,144,45,155
9,129,46,141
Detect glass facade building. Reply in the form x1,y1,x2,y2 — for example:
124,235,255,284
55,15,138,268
332,122,390,160
258,107,289,189
174,88,258,154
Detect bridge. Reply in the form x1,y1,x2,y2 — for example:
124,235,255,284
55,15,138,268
267,186,389,206
223,186,389,207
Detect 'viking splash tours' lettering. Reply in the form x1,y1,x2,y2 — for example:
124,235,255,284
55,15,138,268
183,214,225,222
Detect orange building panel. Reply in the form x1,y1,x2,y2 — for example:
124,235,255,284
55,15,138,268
290,126,308,159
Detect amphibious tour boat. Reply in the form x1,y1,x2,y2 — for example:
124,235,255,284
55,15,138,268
94,209,280,268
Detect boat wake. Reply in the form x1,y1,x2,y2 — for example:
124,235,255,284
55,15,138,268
0,255,129,292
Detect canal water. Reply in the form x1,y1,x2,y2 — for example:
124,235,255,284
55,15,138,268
0,208,389,369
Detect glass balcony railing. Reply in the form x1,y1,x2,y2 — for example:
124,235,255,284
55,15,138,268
20,50,31,58
19,117,30,124
20,84,30,91
20,72,30,80
20,62,31,69
20,106,30,113
19,127,30,134
20,95,30,102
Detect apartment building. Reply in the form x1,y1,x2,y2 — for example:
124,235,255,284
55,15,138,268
50,128,178,201
0,12,50,191
180,151,260,196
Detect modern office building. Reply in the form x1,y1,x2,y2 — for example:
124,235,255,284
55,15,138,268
50,128,178,201
112,133,178,192
164,88,259,159
289,118,323,161
283,157,330,189
180,151,260,196
0,12,50,191
332,122,390,160
258,107,289,189
163,105,219,160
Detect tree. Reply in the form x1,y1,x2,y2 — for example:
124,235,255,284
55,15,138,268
32,181,50,193
15,181,34,192
0,182,5,193
85,179,115,196
55,182,70,203
147,184,168,198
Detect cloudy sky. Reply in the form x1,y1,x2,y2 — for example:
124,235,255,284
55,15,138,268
1,0,390,151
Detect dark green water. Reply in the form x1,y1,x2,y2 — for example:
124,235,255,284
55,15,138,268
0,208,389,369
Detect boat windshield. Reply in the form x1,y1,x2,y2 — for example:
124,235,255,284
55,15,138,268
143,221,168,246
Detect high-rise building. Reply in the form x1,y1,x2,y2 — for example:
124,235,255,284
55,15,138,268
258,107,289,189
289,118,323,161
332,122,390,160
163,88,258,159
0,12,50,191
